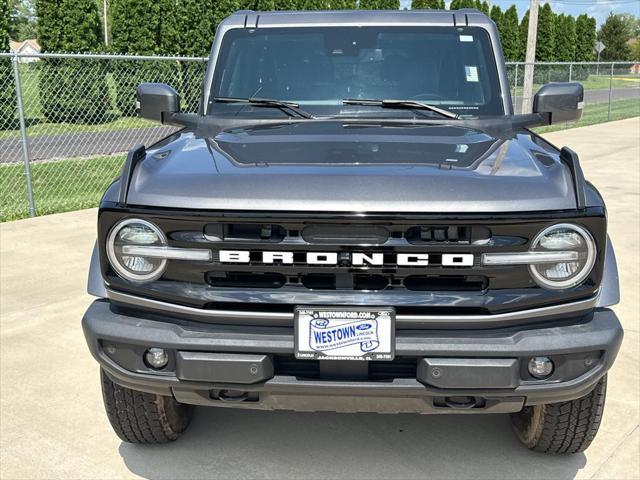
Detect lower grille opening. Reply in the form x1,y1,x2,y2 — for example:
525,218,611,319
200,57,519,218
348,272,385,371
272,355,417,381
207,272,286,289
404,275,487,292
302,274,336,290
353,274,388,291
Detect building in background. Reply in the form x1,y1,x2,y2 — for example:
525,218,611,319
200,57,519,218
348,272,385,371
9,39,41,62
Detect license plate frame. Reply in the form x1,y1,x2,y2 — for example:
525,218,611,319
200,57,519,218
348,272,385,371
294,306,395,361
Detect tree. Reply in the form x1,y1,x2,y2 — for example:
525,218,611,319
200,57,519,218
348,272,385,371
412,0,444,9
332,0,357,8
501,5,519,62
573,14,596,80
632,39,640,61
359,0,378,9
35,0,64,50
449,0,477,9
9,0,37,41
518,9,528,61
575,14,596,62
1,0,17,128
1,0,9,45
215,0,241,24
598,13,633,61
59,0,103,51
489,4,502,27
554,14,576,62
619,13,640,38
36,0,110,123
535,2,554,61
378,0,399,8
111,0,180,115
173,0,215,56
476,0,488,15
273,0,298,8
174,0,215,111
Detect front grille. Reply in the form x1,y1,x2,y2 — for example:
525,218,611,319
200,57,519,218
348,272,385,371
99,209,606,315
199,221,501,293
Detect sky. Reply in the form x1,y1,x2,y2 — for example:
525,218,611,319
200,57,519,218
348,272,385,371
399,0,640,26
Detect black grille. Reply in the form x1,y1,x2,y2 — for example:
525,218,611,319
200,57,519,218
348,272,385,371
273,355,417,380
99,208,606,315
200,221,500,293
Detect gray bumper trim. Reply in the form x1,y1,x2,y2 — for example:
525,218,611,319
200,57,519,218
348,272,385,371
106,288,599,329
83,299,623,410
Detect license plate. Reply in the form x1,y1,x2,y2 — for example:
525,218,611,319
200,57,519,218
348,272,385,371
294,307,395,361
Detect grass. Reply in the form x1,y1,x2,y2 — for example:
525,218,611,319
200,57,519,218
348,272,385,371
533,97,640,134
1,63,157,139
0,116,155,139
0,154,125,222
510,74,639,97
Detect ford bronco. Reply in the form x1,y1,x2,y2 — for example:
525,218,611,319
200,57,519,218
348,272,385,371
82,9,623,454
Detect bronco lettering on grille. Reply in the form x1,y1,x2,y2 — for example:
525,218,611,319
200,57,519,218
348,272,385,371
218,250,474,267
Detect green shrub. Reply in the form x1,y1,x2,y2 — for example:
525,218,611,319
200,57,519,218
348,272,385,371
112,60,181,116
0,58,17,129
180,61,206,113
39,58,110,124
35,0,111,124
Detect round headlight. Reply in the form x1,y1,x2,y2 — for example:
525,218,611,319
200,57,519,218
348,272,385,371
107,219,167,282
529,223,596,289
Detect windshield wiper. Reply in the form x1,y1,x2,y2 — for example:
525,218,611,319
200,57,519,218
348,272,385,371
342,98,459,120
214,96,314,119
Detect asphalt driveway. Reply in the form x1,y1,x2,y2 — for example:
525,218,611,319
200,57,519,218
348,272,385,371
0,118,638,479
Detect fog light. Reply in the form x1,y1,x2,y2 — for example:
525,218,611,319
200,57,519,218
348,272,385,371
528,356,554,379
144,348,169,369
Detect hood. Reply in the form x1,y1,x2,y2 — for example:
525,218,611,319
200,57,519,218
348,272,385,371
125,121,576,213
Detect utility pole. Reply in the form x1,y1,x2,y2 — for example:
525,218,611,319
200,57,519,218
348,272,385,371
103,0,109,46
521,0,539,113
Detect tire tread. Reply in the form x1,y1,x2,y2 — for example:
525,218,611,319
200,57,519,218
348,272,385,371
100,369,192,444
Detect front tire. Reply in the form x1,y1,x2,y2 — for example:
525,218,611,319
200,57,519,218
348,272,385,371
100,369,193,444
511,375,607,454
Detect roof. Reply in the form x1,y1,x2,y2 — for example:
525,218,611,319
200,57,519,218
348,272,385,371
9,39,41,53
221,9,492,29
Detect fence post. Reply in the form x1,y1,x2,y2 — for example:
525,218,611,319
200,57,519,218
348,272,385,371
607,62,614,122
568,63,572,82
11,54,36,218
513,63,519,112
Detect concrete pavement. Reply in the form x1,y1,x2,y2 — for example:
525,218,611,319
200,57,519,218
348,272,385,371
1,117,639,479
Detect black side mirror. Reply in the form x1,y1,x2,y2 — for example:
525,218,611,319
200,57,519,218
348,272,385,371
533,82,584,125
136,83,180,123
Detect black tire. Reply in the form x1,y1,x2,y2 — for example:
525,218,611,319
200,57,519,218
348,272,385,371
100,369,193,444
511,375,607,454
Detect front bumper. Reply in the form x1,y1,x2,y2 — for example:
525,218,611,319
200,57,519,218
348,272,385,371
82,299,623,414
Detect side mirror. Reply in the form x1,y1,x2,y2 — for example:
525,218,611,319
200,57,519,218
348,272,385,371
136,83,180,123
533,82,584,125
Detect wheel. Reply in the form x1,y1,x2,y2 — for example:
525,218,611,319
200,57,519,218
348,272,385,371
511,375,607,454
100,369,193,444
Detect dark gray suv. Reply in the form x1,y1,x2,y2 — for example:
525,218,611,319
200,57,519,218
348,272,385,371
82,9,623,454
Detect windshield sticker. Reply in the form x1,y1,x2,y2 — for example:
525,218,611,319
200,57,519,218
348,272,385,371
465,65,479,82
459,35,474,42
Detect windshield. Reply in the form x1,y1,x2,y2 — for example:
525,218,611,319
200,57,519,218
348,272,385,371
209,26,504,117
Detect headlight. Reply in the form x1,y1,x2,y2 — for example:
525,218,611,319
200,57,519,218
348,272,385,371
107,218,167,282
529,223,596,289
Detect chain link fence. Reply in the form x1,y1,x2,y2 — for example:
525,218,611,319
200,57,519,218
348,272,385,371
1,53,639,222
0,52,207,222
